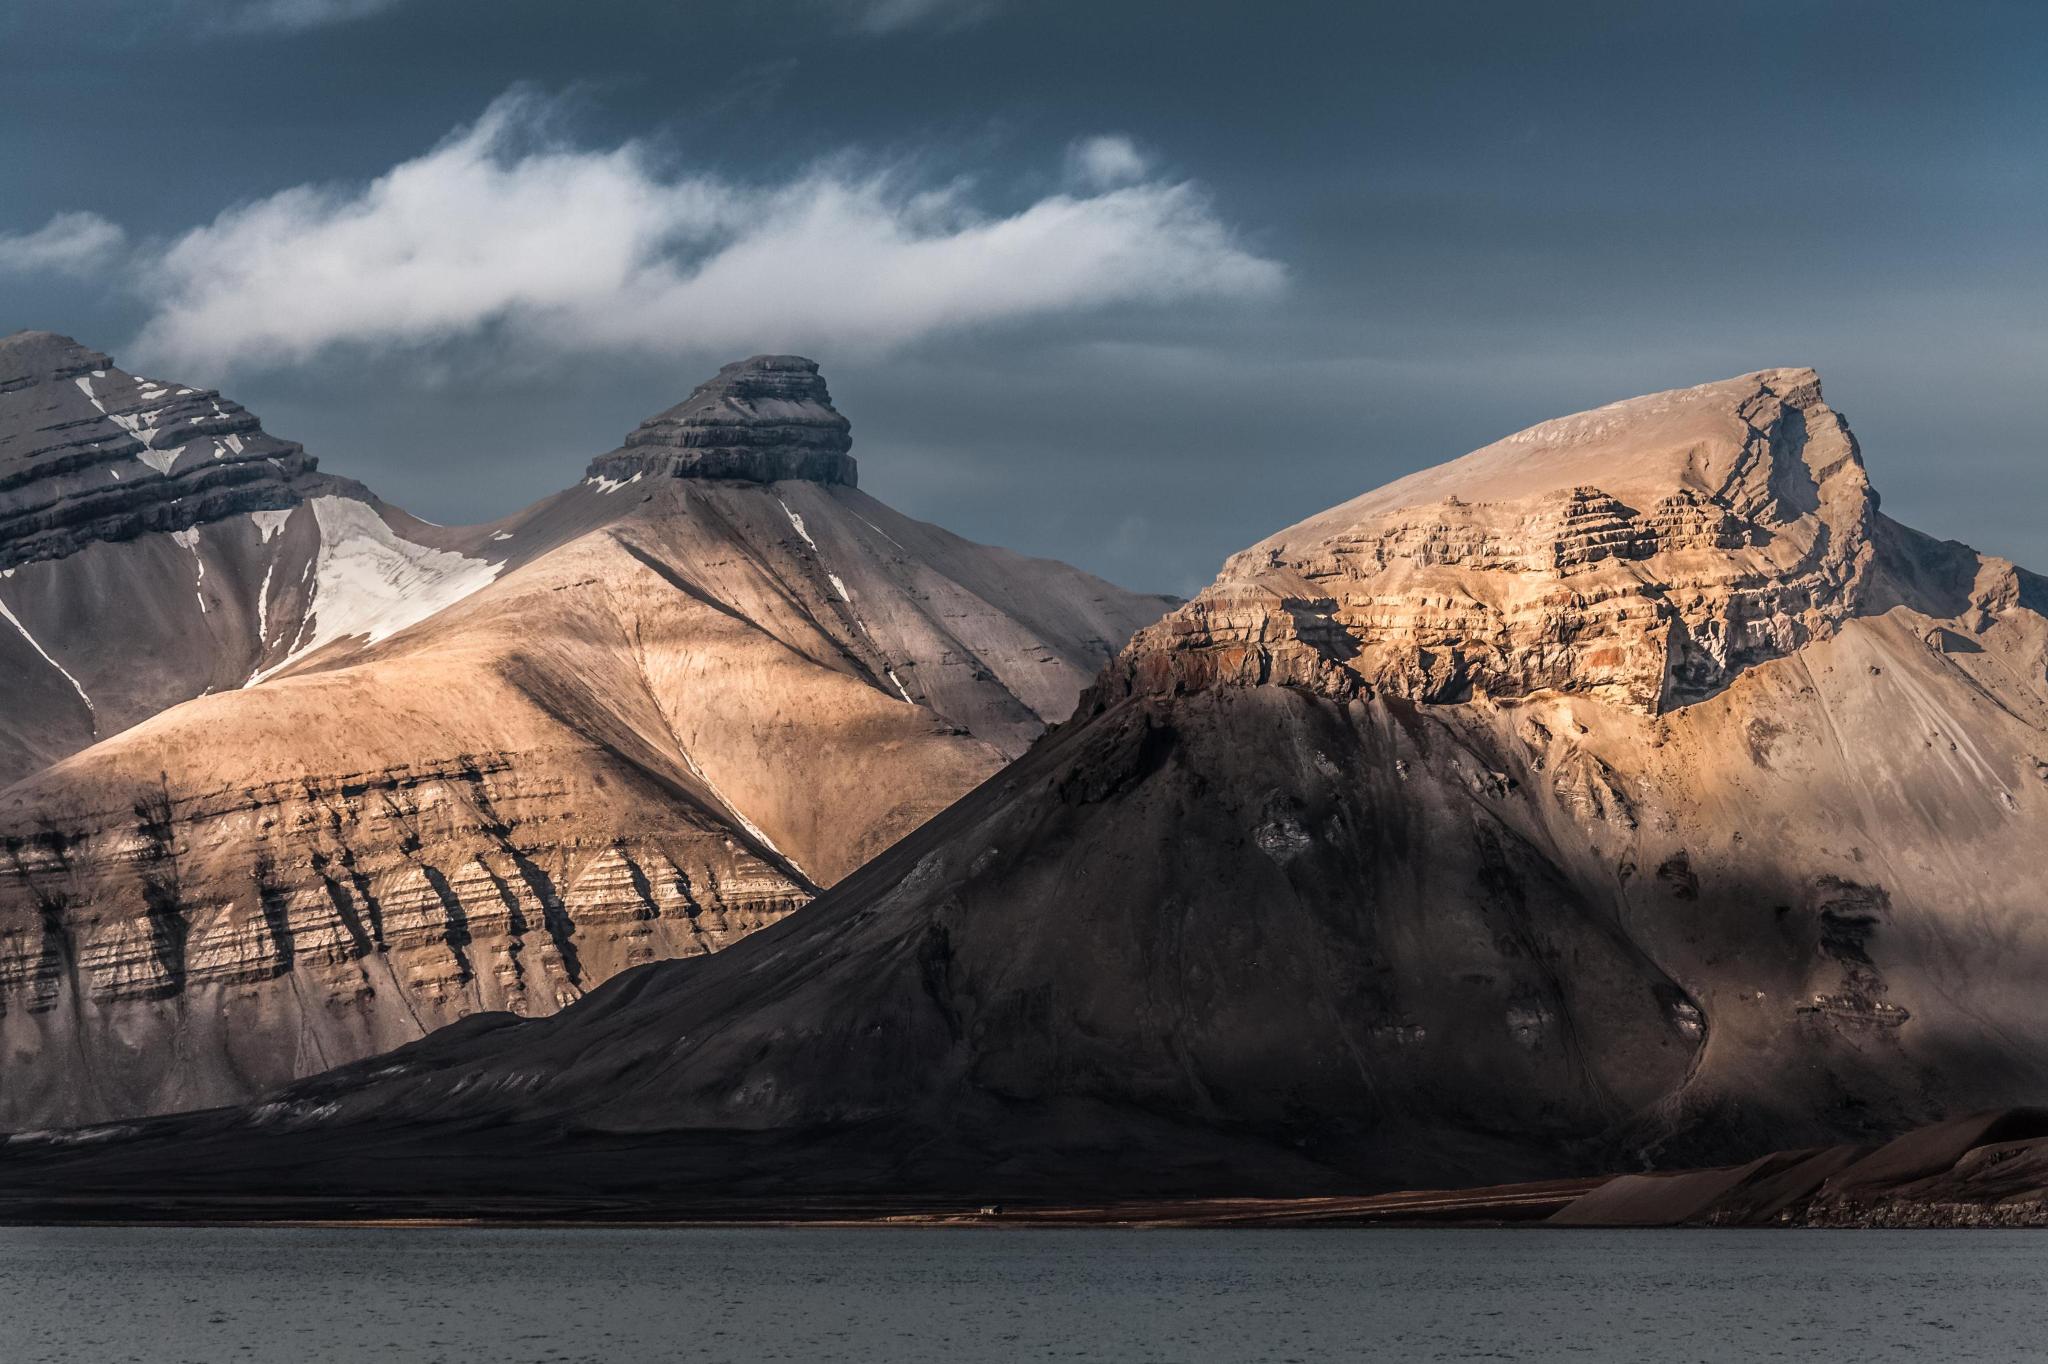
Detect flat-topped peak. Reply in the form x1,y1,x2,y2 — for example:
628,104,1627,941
588,354,857,488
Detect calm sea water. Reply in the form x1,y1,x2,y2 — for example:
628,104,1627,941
0,1225,2033,1362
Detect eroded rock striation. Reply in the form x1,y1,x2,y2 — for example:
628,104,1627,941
0,346,1170,1130
1116,369,1898,713
586,355,857,487
0,331,506,786
0,331,328,569
9,367,2042,1212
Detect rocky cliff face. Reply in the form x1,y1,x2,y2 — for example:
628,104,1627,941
1116,370,1891,713
0,331,516,787
586,355,858,487
0,331,324,570
22,367,2045,1210
0,347,1171,1130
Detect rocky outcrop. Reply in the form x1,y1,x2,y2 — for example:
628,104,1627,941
1109,370,1886,714
0,331,519,787
11,367,2044,1211
0,331,329,570
586,354,857,487
0,348,1172,1129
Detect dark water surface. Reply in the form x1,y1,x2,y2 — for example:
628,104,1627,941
0,1225,2034,1362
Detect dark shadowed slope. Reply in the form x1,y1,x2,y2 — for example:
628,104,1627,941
7,368,2047,1212
0,349,1170,1130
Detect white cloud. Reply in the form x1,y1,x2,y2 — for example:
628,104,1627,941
208,0,407,33
0,212,128,279
121,91,1284,375
1070,135,1152,190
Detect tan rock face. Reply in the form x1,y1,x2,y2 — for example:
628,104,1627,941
0,355,1171,1130
35,366,2045,1209
1116,369,1885,713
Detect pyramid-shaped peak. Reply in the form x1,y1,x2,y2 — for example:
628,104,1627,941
588,354,857,487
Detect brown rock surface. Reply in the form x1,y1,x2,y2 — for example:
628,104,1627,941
6,366,2046,1212
0,351,1171,1130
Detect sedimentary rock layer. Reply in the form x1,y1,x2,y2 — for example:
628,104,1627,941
13,368,2043,1207
587,354,858,487
0,348,1170,1129
0,330,321,570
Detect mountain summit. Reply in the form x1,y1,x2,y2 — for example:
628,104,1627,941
589,354,857,487
0,330,323,570
0,345,1171,1131
29,367,2046,1212
1131,368,1893,714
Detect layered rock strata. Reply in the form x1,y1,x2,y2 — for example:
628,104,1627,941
1117,369,1895,714
586,355,858,487
0,347,1170,1129
14,369,2045,1208
0,331,324,569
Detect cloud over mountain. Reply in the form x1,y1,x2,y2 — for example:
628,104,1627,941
0,212,127,278
112,91,1282,375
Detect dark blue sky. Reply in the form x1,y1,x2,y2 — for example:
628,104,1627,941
3,0,2042,592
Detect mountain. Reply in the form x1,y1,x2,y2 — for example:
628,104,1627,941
0,341,1171,1130
1,329,402,781
7,365,2046,1215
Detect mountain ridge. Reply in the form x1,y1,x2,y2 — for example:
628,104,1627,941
0,343,1172,1130
14,366,2043,1206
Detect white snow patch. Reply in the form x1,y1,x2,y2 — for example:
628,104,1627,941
224,433,244,454
0,593,94,723
778,498,818,549
247,496,500,685
489,530,513,542
585,471,644,495
256,562,273,644
109,468,121,480
250,508,293,543
107,407,161,447
135,448,178,475
884,667,914,704
827,572,852,603
171,527,208,611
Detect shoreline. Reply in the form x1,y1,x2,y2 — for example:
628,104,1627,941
0,1180,1604,1230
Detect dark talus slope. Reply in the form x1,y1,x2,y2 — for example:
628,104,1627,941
0,352,1170,1130
10,367,2045,1211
